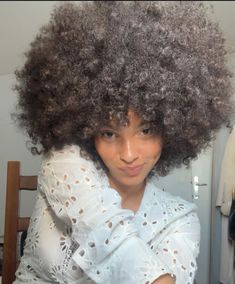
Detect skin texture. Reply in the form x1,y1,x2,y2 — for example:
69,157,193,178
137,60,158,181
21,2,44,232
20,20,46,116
95,111,163,212
153,274,175,284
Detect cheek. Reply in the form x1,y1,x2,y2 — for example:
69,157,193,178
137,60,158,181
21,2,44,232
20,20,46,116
144,142,162,162
94,139,103,159
94,139,106,160
94,139,116,166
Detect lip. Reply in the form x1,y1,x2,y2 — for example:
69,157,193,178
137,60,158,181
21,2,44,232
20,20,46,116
119,164,144,176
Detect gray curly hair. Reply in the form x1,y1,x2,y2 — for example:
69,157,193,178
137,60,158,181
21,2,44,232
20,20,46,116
14,1,234,176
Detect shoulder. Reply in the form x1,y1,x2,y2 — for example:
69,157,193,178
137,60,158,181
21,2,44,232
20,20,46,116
38,145,84,183
39,144,104,183
42,144,82,163
41,144,96,171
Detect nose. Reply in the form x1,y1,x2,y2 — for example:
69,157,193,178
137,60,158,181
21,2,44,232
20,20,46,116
119,139,139,164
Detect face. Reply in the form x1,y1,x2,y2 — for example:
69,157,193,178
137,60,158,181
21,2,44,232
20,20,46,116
95,111,163,193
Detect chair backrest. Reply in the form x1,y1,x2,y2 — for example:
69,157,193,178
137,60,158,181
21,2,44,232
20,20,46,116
2,161,37,284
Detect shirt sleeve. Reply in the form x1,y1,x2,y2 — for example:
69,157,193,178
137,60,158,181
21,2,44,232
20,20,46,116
38,146,175,284
150,211,200,284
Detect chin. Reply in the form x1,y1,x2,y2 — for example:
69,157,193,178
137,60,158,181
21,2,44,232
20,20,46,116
119,175,147,186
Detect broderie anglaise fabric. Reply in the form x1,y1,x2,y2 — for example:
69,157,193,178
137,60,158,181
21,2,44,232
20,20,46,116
14,145,200,284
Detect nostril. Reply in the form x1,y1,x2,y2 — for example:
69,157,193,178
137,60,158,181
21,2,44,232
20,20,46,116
120,156,138,164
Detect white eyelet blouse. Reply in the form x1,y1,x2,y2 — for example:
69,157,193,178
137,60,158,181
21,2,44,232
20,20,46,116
14,144,200,284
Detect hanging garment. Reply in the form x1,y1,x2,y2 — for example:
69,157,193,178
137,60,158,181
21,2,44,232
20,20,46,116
216,124,235,284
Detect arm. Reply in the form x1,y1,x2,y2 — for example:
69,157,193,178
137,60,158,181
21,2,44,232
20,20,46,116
39,145,174,283
150,211,200,284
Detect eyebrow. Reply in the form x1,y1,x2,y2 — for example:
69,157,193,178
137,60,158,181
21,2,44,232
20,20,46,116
138,121,151,127
100,121,152,131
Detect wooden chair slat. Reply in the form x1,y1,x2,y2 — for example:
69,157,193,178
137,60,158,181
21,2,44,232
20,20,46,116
2,161,38,284
18,217,30,232
20,176,37,190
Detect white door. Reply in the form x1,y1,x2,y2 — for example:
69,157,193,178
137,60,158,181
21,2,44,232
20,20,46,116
156,147,213,284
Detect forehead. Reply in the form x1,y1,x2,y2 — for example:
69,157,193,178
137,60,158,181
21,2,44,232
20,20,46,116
127,111,142,124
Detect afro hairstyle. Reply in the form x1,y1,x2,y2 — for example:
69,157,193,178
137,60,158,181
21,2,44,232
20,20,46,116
14,1,234,176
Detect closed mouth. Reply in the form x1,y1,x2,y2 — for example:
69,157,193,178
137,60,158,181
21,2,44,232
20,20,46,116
119,164,144,176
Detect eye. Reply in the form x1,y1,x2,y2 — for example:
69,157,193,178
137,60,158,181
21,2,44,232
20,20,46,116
100,130,116,140
141,127,153,136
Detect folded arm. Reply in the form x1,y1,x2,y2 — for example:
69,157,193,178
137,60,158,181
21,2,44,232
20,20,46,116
39,146,175,283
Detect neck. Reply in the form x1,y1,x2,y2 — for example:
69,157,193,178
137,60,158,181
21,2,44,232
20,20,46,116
108,175,146,200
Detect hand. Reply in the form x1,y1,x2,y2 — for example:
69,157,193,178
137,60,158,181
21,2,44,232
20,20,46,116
152,274,175,284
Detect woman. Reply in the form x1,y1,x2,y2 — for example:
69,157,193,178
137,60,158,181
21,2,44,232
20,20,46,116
13,1,234,283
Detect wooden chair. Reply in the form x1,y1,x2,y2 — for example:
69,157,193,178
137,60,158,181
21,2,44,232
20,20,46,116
2,161,37,284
